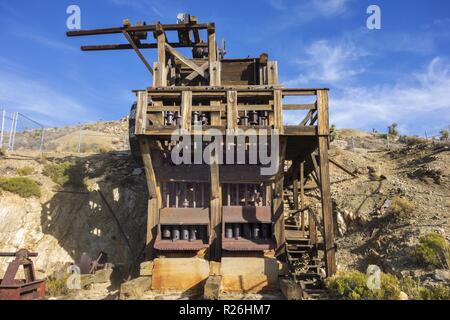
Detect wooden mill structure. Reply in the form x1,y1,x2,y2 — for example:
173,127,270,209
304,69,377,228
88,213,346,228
67,14,336,297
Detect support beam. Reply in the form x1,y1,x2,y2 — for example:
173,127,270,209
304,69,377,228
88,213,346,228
154,25,167,87
165,43,206,78
140,139,162,259
267,61,278,85
226,91,238,131
122,31,154,75
209,156,222,261
135,91,148,135
316,89,336,277
184,62,209,82
273,89,283,133
181,91,192,131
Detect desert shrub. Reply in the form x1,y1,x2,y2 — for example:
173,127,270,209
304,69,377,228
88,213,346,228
43,161,86,188
399,136,427,146
440,129,449,141
0,177,41,198
45,276,69,297
16,166,34,176
419,285,450,300
325,271,401,300
400,276,450,300
42,162,73,186
415,233,450,269
388,123,399,137
387,196,414,217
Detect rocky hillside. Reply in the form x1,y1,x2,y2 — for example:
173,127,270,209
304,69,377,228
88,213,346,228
0,122,448,299
328,131,449,287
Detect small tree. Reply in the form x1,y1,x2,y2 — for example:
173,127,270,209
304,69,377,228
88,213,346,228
330,124,337,142
440,129,449,141
388,123,399,137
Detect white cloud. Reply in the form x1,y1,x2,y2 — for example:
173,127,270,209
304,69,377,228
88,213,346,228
311,0,349,16
109,0,164,18
0,61,90,126
330,58,450,134
266,0,350,16
284,39,367,85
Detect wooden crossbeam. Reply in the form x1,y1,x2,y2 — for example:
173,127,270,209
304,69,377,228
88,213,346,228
165,43,207,78
67,23,212,37
184,62,209,82
122,31,154,75
300,110,314,126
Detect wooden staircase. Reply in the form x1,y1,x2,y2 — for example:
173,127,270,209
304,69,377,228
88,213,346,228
284,189,326,299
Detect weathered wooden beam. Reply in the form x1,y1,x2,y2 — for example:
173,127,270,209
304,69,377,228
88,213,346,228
184,62,209,82
283,104,316,110
329,158,357,178
317,87,336,276
139,138,161,259
181,91,192,131
273,89,284,133
122,31,154,76
299,109,314,126
165,43,206,78
317,90,330,136
267,61,278,85
67,23,212,37
80,42,207,51
154,24,167,87
135,91,148,135
226,91,238,130
209,154,222,261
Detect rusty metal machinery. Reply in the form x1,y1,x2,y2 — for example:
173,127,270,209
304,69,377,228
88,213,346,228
0,249,46,300
67,13,337,295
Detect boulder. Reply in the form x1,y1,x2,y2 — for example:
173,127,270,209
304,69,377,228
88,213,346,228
120,277,152,300
204,275,222,300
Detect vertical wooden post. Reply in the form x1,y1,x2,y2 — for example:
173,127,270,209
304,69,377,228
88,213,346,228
300,161,305,236
267,61,278,85
135,91,148,135
209,156,222,261
155,24,167,87
140,138,162,260
317,89,336,277
208,23,221,86
273,138,287,249
181,91,192,131
226,91,238,131
273,89,283,134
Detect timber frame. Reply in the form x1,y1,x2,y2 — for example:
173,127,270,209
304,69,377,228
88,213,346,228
67,15,336,278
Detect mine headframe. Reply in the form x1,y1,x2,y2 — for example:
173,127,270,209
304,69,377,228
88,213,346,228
66,14,337,278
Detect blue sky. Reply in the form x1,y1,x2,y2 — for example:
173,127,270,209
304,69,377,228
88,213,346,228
0,0,449,135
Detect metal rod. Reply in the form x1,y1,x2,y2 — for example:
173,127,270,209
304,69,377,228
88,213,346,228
0,109,5,148
201,183,205,207
7,112,15,150
10,112,18,152
39,127,45,153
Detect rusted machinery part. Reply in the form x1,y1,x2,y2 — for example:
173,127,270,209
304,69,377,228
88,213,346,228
128,102,142,165
0,249,38,258
0,249,45,300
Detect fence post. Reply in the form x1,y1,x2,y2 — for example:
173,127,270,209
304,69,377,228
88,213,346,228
0,109,5,148
8,112,15,151
11,112,19,152
39,127,45,153
77,126,82,154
